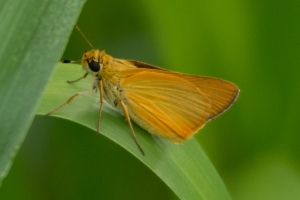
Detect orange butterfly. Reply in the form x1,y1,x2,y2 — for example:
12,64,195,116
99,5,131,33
47,26,239,155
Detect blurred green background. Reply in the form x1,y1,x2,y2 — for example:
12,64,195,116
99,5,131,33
1,0,300,199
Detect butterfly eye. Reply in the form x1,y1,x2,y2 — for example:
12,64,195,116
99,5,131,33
87,58,101,72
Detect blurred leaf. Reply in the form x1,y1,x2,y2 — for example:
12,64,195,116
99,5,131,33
0,0,85,185
37,63,231,200
228,154,300,200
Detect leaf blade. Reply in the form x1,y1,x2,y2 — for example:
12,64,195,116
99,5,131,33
0,0,86,185
37,63,231,200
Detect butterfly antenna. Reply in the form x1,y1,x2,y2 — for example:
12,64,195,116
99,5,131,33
75,25,94,49
61,59,81,63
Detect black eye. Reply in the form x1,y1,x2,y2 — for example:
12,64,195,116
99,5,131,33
88,59,100,72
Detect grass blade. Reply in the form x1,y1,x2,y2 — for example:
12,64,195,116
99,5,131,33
37,63,231,200
0,0,85,185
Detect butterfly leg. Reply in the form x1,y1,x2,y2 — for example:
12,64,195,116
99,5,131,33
97,79,104,135
119,100,145,155
67,72,89,83
46,89,96,116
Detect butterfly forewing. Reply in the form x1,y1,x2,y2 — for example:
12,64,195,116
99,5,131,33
119,69,211,142
176,75,239,119
129,60,239,120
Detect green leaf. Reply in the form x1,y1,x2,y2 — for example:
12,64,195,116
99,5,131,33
0,0,86,185
37,63,231,200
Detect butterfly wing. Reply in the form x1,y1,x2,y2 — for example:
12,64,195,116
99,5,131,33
176,75,239,119
118,68,211,142
129,60,239,119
